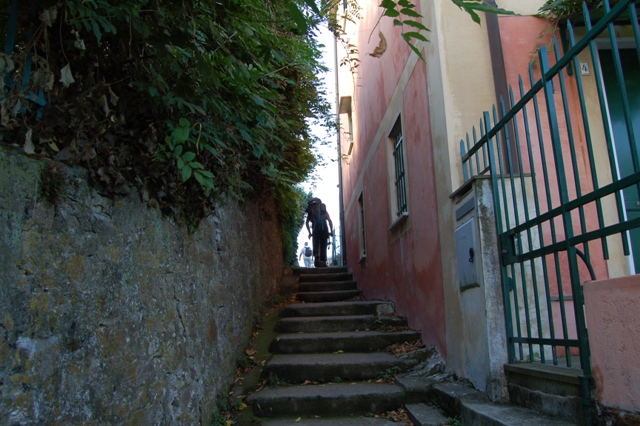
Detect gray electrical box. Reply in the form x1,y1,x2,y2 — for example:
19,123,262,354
455,219,479,291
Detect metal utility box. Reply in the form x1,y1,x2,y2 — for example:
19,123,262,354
455,218,479,291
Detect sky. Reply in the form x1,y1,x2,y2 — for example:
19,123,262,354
296,25,341,266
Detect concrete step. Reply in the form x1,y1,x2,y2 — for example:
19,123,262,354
405,403,450,426
431,382,577,425
292,266,348,275
260,417,400,425
281,301,395,318
300,272,353,282
264,352,420,383
247,382,405,418
275,315,408,333
504,363,583,422
269,330,422,354
296,289,362,303
299,280,357,292
459,400,579,425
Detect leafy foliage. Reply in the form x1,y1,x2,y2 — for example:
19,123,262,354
380,0,431,61
1,0,516,260
370,0,514,61
537,0,618,20
277,185,309,267
450,0,515,24
1,0,331,233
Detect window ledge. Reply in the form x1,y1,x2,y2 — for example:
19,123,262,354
388,211,409,232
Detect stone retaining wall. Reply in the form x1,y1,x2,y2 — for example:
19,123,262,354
0,147,282,425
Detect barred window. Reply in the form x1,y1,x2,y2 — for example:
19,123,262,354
392,128,407,216
358,191,366,259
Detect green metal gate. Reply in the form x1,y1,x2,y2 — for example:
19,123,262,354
459,0,639,416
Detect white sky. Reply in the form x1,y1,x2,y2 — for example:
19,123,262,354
296,25,340,265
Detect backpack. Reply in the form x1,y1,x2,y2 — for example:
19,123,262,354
306,198,326,232
304,246,312,257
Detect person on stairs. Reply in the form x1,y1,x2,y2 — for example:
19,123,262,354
305,198,334,267
298,242,314,268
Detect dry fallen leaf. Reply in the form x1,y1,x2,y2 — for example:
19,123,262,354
60,64,75,87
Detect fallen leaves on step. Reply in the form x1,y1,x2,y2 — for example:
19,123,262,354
386,340,425,355
379,407,412,424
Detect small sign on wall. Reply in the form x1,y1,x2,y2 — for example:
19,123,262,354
580,62,590,75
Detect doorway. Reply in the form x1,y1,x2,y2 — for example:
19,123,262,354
600,47,640,272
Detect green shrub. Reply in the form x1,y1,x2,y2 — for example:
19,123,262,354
2,0,330,227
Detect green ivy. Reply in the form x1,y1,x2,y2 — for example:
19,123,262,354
277,186,309,268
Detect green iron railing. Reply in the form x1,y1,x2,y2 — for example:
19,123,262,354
460,0,639,419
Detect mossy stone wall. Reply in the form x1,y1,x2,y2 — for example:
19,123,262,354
0,147,282,425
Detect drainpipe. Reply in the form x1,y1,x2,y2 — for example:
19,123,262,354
485,10,519,174
334,28,347,267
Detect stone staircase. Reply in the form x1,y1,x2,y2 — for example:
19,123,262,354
247,266,425,421
245,267,579,425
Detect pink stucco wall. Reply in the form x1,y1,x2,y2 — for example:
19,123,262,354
583,276,640,411
341,1,447,357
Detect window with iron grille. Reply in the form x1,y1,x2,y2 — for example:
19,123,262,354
358,191,366,258
392,127,407,216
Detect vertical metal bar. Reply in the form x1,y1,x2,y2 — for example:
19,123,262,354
604,0,640,179
510,85,546,363
540,45,574,367
567,20,609,259
584,2,631,255
491,106,524,360
4,0,19,55
499,98,534,359
461,139,469,182
553,37,591,262
393,143,397,212
631,2,640,66
484,111,516,363
466,134,474,177
478,126,489,172
471,133,480,177
529,63,562,365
